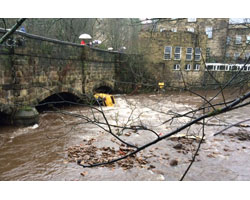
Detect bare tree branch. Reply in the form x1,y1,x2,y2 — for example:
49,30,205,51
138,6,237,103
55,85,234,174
0,18,26,44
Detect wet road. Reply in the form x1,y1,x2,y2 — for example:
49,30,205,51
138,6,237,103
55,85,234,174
0,90,250,181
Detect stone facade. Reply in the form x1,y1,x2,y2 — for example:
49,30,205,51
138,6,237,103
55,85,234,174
147,18,250,63
139,31,207,87
139,18,250,88
225,24,250,63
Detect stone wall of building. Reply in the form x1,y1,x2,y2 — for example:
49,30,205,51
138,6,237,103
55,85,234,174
139,18,250,88
139,31,207,88
225,24,250,63
155,18,250,64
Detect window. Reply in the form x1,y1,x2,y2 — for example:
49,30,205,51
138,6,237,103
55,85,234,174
245,52,250,59
247,36,250,44
171,28,177,32
194,64,200,71
185,64,191,71
226,53,230,58
232,65,238,71
187,27,194,33
226,36,231,45
173,64,180,70
206,65,213,71
242,66,248,71
206,48,210,60
228,65,232,71
164,46,172,60
187,18,196,22
234,53,240,60
218,65,225,71
195,47,201,61
160,28,166,32
205,27,213,39
174,47,181,60
186,47,193,60
235,35,242,44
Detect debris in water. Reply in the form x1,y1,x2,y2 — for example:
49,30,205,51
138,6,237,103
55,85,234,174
67,139,149,170
170,134,205,143
170,159,178,166
80,171,88,176
124,132,131,137
173,143,183,150
223,132,250,141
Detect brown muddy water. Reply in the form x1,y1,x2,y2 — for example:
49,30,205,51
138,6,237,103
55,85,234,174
0,90,250,181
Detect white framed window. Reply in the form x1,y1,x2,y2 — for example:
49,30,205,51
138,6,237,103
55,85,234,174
187,18,196,22
246,36,250,44
245,52,250,59
186,47,193,60
242,66,248,71
226,36,231,45
218,65,226,71
195,47,201,61
234,52,240,60
185,64,191,71
235,35,242,44
187,27,194,33
194,64,200,71
206,65,213,71
171,28,177,32
174,47,181,60
164,46,172,60
231,65,238,71
160,28,166,32
205,27,213,39
173,64,180,70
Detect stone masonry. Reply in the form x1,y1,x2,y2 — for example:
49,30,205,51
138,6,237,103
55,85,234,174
0,29,127,121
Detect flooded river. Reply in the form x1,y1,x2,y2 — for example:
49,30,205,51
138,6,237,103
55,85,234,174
0,90,250,181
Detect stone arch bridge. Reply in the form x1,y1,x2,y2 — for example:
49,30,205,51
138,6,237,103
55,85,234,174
0,28,138,125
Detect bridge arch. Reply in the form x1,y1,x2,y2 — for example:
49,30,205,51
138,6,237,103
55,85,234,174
87,80,115,94
29,86,84,108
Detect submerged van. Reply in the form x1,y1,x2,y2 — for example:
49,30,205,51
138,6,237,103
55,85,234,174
94,93,115,107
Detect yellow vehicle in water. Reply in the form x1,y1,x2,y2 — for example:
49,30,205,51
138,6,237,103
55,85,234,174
94,93,115,107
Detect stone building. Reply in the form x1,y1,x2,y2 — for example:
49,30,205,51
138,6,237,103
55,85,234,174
156,18,229,63
139,18,250,88
225,24,250,63
143,18,250,64
139,30,207,87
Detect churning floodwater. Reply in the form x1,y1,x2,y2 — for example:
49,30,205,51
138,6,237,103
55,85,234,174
0,90,250,181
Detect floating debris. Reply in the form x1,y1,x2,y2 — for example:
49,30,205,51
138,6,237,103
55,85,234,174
169,134,205,143
222,132,250,141
173,143,183,150
170,159,178,166
67,139,149,170
124,132,132,137
80,171,88,176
